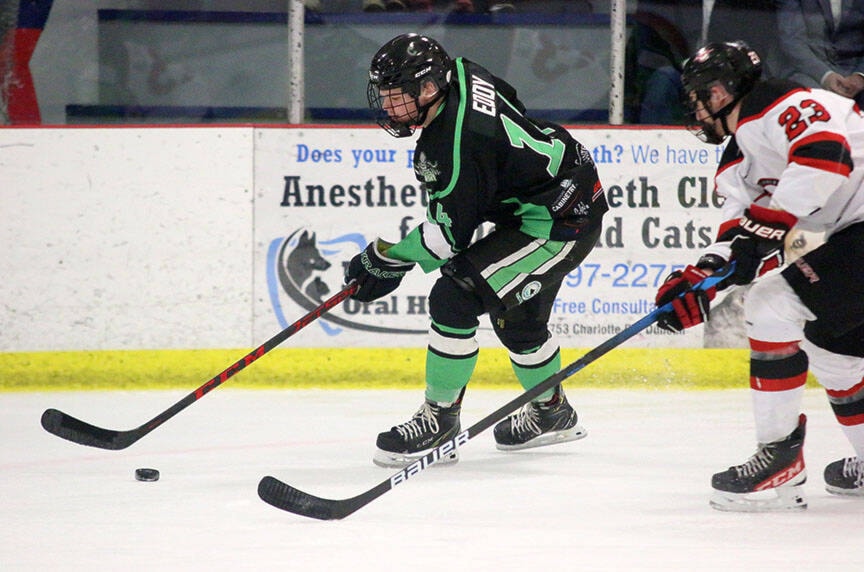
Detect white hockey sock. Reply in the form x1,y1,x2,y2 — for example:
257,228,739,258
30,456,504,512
838,423,864,459
751,386,805,444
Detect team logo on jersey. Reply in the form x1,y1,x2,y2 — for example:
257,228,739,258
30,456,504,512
519,281,542,302
414,152,440,183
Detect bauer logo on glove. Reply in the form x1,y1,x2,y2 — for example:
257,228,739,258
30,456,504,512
718,205,798,286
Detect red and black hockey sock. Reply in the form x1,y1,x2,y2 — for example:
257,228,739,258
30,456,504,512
749,341,809,392
826,379,864,461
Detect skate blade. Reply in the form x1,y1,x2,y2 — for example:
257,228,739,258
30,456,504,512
372,447,459,469
495,424,587,452
825,484,864,497
709,485,807,512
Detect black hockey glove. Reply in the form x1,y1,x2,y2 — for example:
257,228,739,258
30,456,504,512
719,205,798,286
345,239,415,302
655,265,717,332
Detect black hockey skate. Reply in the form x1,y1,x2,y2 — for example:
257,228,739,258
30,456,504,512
373,389,464,468
710,413,807,512
824,457,864,496
494,386,586,451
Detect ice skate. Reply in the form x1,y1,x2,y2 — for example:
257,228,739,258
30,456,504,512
373,389,464,468
709,414,808,512
494,386,586,451
824,457,864,496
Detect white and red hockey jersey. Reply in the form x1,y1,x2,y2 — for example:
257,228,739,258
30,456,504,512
703,79,864,262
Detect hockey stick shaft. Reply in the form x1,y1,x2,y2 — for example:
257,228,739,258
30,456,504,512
258,265,735,519
40,282,358,450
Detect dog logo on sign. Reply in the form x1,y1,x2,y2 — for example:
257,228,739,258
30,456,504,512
267,228,426,336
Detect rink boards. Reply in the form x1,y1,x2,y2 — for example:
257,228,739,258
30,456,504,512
1,126,821,391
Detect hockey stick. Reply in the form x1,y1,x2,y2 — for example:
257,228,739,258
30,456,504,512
40,281,359,450
257,265,735,519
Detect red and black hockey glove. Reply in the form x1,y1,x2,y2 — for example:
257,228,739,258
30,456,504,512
719,205,798,286
655,265,717,332
345,239,415,302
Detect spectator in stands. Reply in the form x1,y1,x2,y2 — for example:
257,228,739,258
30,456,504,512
627,0,788,124
457,0,517,11
706,1,784,78
362,0,516,12
625,0,702,124
362,0,433,10
777,0,864,105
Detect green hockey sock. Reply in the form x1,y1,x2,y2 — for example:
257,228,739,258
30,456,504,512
425,350,477,404
511,347,561,402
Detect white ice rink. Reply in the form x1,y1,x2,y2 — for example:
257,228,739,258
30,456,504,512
2,388,861,571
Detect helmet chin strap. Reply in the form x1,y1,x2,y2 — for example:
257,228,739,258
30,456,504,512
409,88,445,129
383,95,430,138
699,95,739,144
713,102,735,137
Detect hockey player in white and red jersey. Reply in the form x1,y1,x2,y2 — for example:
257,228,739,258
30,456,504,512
653,41,864,511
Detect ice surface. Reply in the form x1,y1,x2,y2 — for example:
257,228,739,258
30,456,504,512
1,388,860,571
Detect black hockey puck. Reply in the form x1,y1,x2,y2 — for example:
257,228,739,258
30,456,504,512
135,468,160,482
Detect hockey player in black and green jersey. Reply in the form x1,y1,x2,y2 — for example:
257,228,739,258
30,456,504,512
346,34,608,468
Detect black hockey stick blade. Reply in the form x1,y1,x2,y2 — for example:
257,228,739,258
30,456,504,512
40,282,358,450
257,266,736,519
258,476,391,520
41,408,137,450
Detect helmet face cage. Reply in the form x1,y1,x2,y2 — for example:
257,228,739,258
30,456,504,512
366,82,415,138
680,41,762,144
367,34,452,138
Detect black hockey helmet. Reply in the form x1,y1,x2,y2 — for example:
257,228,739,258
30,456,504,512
367,33,452,137
681,41,762,144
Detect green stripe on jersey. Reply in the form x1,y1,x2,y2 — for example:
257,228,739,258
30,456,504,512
484,240,567,293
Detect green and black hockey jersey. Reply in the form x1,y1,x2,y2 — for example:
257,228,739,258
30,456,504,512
387,57,608,272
